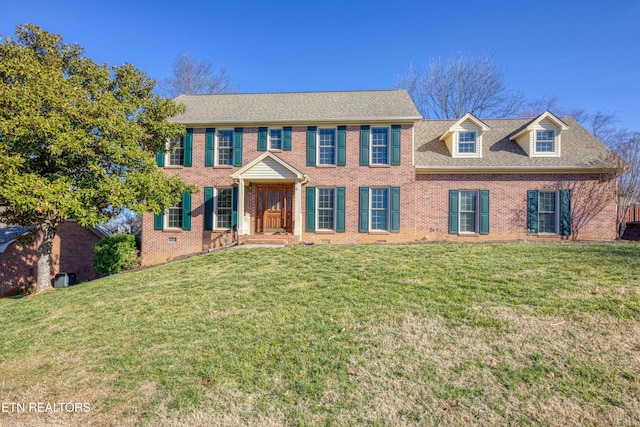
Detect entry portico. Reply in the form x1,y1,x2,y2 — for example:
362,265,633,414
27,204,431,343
230,152,308,239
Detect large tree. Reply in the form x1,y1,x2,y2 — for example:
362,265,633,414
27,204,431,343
0,24,193,292
159,53,233,97
397,54,525,119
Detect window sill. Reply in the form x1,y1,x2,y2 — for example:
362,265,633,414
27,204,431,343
457,232,480,237
162,229,183,233
368,230,390,235
315,230,336,234
213,165,234,169
532,233,561,238
164,165,184,169
268,149,283,153
316,164,337,168
369,164,391,168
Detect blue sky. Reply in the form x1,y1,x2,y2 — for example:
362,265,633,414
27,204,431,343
1,0,638,130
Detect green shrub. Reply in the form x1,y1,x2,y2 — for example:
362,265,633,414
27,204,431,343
92,234,139,275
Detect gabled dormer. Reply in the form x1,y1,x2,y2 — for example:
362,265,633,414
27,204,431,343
510,111,569,157
439,113,490,158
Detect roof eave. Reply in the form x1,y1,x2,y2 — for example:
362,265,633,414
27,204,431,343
170,116,423,126
415,165,617,174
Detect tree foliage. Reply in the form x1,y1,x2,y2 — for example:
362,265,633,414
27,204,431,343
0,24,193,291
159,53,233,98
397,54,525,119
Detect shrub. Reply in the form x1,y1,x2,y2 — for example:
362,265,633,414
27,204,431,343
93,234,139,275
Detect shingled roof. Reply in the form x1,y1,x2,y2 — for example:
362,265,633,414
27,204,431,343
415,116,615,171
171,90,422,125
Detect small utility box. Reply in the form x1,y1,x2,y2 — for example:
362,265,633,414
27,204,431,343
53,273,77,288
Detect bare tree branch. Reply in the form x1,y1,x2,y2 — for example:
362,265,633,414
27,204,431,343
159,54,234,98
397,54,525,119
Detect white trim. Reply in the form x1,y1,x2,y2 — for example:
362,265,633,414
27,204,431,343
369,187,390,232
231,152,307,182
439,113,490,142
370,126,391,165
216,128,234,166
316,187,337,231
268,127,283,151
510,111,569,141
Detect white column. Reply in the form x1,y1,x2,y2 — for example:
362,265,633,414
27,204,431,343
294,179,302,237
238,178,246,235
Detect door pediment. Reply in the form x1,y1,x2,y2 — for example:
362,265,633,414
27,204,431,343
231,152,307,182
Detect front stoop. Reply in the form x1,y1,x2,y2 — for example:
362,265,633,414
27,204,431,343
238,234,300,246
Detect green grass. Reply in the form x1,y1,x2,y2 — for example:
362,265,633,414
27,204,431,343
1,242,640,426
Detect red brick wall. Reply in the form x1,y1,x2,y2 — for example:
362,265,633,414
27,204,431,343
414,173,617,241
0,221,101,297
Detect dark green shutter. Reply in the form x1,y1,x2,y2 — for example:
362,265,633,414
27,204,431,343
258,127,267,152
360,125,370,166
283,127,292,151
449,190,459,234
391,186,400,233
306,186,316,232
479,190,490,235
391,125,401,166
204,187,214,231
528,190,539,234
205,128,215,166
233,128,243,167
359,187,369,232
336,186,346,232
182,193,192,231
156,151,165,167
232,186,239,230
560,189,571,236
183,129,193,167
337,126,347,166
154,213,164,230
307,126,317,166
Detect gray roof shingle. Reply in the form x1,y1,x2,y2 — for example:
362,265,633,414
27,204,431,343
171,90,422,125
415,116,615,171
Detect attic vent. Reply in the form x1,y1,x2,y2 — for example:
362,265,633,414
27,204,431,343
168,237,177,243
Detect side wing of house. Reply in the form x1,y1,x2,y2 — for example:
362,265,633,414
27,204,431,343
414,112,617,241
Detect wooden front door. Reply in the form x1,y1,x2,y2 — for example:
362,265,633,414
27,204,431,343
256,186,293,233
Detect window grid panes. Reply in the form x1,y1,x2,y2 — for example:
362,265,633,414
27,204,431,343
536,130,554,152
216,188,233,229
317,188,335,230
538,191,557,233
269,129,282,150
167,137,184,166
167,203,183,229
318,128,336,165
371,128,389,164
217,130,233,165
459,191,477,232
458,132,476,153
371,188,389,231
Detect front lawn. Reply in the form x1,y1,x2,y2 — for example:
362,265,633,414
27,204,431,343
1,242,639,426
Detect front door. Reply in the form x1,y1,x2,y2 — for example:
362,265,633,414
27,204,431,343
256,186,293,233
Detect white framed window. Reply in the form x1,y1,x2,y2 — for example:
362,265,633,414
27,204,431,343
165,202,183,229
317,188,336,230
217,129,234,166
318,128,336,165
371,127,389,165
457,131,477,154
370,187,389,231
535,130,555,153
215,187,233,229
538,191,558,233
166,136,184,166
459,191,478,233
269,128,282,151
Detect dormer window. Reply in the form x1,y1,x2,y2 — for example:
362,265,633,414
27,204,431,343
458,131,477,154
439,113,489,159
535,130,555,153
510,111,567,158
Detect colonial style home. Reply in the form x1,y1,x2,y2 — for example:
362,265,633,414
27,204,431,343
140,90,617,266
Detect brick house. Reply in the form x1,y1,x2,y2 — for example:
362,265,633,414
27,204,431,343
140,90,617,266
0,220,107,297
